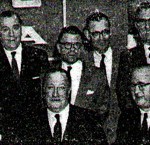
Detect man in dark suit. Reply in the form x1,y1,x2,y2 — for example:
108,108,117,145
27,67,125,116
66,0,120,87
115,65,150,145
35,68,108,145
83,12,120,143
0,10,49,143
117,2,150,111
53,26,109,117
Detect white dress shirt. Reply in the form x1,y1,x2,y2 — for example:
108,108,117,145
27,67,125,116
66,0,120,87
3,43,22,73
47,105,69,141
140,109,150,129
93,47,112,86
144,44,150,64
62,60,83,105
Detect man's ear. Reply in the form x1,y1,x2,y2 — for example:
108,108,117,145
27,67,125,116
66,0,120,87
56,43,61,53
83,28,91,41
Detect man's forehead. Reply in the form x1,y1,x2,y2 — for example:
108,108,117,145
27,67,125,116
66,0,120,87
137,8,150,20
132,68,150,83
0,15,19,25
46,72,68,84
89,19,109,31
61,33,82,42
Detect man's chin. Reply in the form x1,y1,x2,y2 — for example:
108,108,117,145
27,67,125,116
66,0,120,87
65,58,78,64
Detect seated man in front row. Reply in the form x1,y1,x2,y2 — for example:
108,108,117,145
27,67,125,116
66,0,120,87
37,68,108,144
115,65,150,145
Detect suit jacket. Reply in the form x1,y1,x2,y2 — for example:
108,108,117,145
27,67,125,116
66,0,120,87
116,46,147,112
52,58,110,117
0,43,50,143
25,105,108,145
87,48,120,143
115,108,150,145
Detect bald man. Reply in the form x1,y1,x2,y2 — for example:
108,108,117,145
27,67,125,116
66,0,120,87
115,66,150,145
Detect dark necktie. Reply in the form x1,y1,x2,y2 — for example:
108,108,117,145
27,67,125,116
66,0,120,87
11,51,20,81
67,66,72,74
100,54,108,84
53,114,61,143
141,113,149,142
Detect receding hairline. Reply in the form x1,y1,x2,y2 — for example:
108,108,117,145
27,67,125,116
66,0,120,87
0,11,22,24
132,66,150,77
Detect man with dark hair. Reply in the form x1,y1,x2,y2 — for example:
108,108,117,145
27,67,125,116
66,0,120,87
115,65,150,145
84,12,120,143
54,25,109,118
0,10,49,143
37,68,108,144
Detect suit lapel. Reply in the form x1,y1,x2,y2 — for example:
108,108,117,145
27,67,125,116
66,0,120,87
0,45,12,72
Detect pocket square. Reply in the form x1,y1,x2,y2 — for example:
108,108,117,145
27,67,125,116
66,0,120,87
86,90,94,95
32,76,40,79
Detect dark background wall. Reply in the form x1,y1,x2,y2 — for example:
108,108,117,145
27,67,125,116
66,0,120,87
0,0,128,57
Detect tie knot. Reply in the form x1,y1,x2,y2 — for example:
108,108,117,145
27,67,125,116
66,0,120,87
11,51,16,58
101,54,105,60
55,114,60,122
144,113,148,119
67,66,72,72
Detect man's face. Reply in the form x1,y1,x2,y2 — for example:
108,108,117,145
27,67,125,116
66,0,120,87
131,68,150,111
45,72,70,113
88,19,110,53
58,33,82,64
0,14,21,51
135,7,150,45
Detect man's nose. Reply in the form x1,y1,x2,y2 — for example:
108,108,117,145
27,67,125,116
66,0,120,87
9,29,14,37
135,85,142,95
145,21,150,29
53,88,58,97
70,45,76,52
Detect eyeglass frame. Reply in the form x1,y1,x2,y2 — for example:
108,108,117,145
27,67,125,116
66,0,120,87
89,29,110,39
59,42,83,50
131,82,150,91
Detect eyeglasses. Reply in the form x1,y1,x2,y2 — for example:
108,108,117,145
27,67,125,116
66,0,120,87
136,19,150,28
60,42,82,49
90,29,110,38
131,82,150,90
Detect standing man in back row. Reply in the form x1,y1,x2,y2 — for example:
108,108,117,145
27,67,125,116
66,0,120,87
54,26,110,119
83,12,120,144
0,10,49,143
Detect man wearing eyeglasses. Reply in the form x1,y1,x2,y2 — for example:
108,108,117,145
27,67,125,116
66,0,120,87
83,12,120,144
135,2,150,62
115,65,150,145
53,26,109,118
117,2,150,113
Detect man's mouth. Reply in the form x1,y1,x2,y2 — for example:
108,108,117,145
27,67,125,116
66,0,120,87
51,98,61,101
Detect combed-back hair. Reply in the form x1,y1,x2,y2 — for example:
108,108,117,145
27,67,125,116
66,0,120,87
0,10,22,24
57,25,86,44
85,12,110,29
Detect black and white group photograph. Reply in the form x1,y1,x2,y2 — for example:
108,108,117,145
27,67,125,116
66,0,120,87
0,0,149,144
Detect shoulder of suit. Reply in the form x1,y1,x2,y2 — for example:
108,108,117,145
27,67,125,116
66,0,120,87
23,44,48,56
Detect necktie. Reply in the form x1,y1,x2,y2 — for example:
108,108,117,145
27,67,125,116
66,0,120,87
53,114,61,143
141,113,149,141
100,54,108,85
11,52,19,81
67,66,72,75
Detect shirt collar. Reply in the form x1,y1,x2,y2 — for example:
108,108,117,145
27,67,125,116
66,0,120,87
94,46,112,59
47,104,70,119
4,43,22,55
62,60,82,70
144,44,150,50
140,108,150,114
